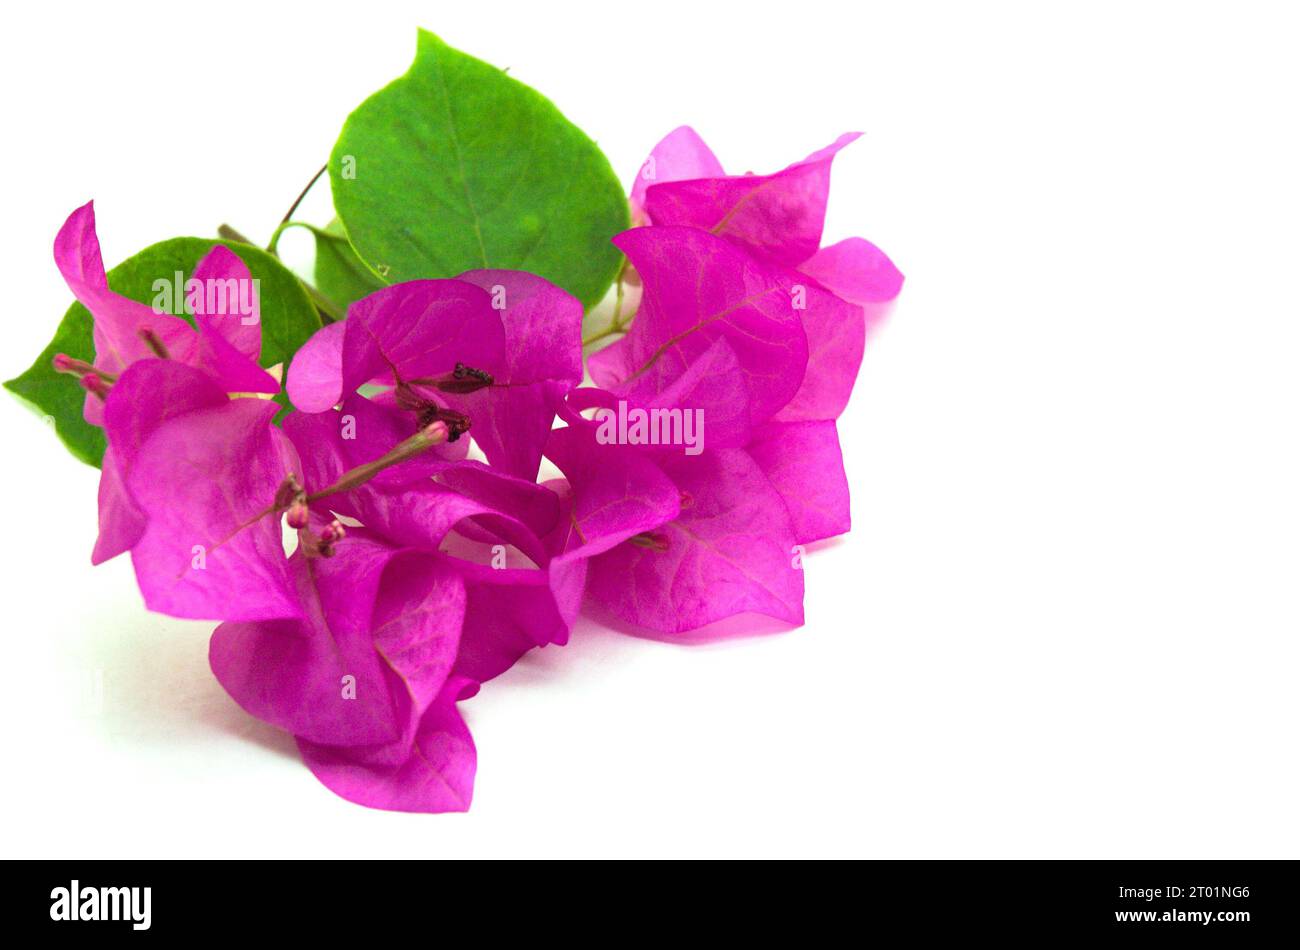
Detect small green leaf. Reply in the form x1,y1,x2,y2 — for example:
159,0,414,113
4,237,321,468
6,303,104,466
313,218,386,311
330,29,629,310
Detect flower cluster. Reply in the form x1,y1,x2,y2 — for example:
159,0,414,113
50,127,901,812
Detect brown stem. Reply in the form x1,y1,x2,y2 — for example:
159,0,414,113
279,164,328,229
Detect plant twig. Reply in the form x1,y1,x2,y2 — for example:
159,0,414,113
278,164,328,231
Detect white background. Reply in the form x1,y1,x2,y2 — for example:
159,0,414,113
1,0,1297,858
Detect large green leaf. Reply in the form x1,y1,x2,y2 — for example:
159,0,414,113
330,29,629,310
5,238,321,467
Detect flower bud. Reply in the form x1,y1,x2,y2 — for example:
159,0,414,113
286,500,310,530
79,373,112,400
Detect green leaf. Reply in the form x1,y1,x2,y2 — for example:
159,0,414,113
6,302,104,466
330,29,629,310
313,218,386,311
4,237,321,468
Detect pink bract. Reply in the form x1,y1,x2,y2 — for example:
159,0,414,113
54,202,277,426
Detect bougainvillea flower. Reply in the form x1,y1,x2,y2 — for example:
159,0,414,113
637,130,859,268
286,397,558,548
587,226,811,428
282,404,587,692
563,381,849,551
339,280,506,406
54,202,277,425
205,410,676,809
438,270,583,480
534,424,681,636
626,127,904,352
573,226,860,606
592,224,873,427
288,270,582,480
590,450,803,633
286,278,503,412
282,405,576,672
124,395,302,621
544,424,683,560
210,531,478,812
89,377,508,812
212,546,473,817
204,404,594,811
112,390,555,812
628,125,725,225
210,537,463,745
546,423,803,635
568,343,752,453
